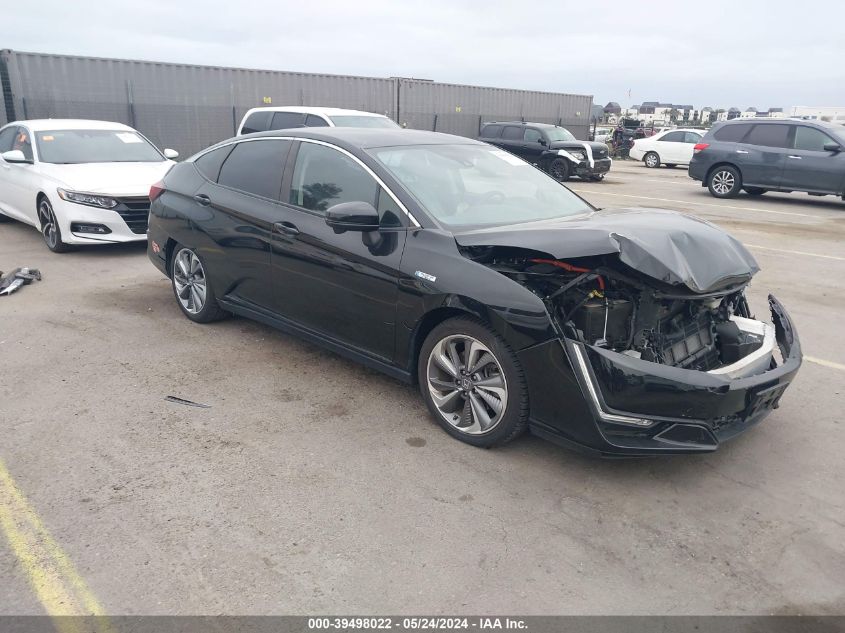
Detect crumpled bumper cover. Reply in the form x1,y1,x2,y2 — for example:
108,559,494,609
532,295,801,456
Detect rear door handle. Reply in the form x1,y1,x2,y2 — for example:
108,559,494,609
735,150,749,154
788,155,802,159
193,194,211,206
274,221,300,236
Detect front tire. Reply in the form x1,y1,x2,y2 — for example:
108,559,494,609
644,152,660,168
708,166,742,198
548,157,570,181
418,317,528,448
37,197,71,253
171,246,227,323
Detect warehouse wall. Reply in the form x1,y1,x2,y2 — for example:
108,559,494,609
0,50,592,156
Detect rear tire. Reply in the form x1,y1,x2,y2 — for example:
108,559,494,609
665,163,677,168
745,187,767,196
418,317,528,448
548,157,570,182
171,245,228,323
708,165,742,198
644,152,660,168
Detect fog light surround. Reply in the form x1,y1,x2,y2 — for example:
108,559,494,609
70,222,112,235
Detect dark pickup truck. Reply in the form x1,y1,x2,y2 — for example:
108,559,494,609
479,121,612,181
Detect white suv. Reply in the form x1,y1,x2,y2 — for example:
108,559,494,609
237,107,399,135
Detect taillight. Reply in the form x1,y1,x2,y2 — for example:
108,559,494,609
149,180,165,202
693,143,709,153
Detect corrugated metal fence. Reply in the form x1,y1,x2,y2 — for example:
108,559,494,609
0,50,592,156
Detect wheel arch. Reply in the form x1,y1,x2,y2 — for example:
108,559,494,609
705,161,742,183
35,191,49,227
407,304,487,382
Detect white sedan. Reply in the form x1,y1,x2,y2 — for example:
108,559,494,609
0,119,177,252
629,128,705,168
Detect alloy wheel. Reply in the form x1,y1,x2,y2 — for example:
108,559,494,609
712,170,735,195
38,199,58,249
426,334,508,435
173,249,208,314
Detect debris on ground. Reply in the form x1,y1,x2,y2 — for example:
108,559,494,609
164,395,211,408
0,268,42,296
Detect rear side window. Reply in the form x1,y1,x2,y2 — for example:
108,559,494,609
481,124,502,138
660,131,685,142
241,111,273,134
194,145,234,182
745,124,791,148
683,131,702,143
713,123,752,142
793,126,835,151
271,112,304,130
217,139,291,199
501,126,523,140
289,142,378,214
305,114,329,127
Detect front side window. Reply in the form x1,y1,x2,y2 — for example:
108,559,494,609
544,127,576,142
289,142,378,214
305,114,329,127
35,129,162,164
217,139,290,199
524,129,543,143
793,126,835,152
745,124,791,148
327,115,399,129
369,144,592,229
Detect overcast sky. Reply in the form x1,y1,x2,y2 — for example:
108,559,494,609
3,0,844,109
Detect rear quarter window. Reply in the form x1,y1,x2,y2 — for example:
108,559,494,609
481,124,502,138
713,123,752,142
240,111,273,134
194,145,234,182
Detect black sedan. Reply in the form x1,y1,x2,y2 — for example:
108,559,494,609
147,128,801,456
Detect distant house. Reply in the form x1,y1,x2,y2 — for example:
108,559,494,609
789,105,845,122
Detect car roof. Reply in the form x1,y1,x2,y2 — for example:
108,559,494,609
227,127,483,152
4,119,136,132
483,121,561,129
243,106,388,118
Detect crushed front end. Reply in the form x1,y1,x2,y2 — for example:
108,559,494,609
465,247,801,455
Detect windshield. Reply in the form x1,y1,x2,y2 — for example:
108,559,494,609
545,127,576,142
328,115,399,129
35,129,164,164
369,144,592,228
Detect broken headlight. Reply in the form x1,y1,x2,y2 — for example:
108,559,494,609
57,188,118,209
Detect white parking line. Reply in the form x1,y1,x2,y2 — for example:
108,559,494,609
744,243,845,262
645,179,697,186
571,189,821,219
806,356,845,372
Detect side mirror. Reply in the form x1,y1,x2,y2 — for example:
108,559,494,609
823,142,841,153
538,137,547,146
325,201,380,233
2,150,31,164
163,148,179,159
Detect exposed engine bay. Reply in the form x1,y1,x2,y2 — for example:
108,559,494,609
462,246,776,377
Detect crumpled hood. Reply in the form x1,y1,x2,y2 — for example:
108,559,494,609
37,161,174,196
454,208,760,293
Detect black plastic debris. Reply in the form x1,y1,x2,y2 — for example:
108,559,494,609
0,268,42,296
164,395,211,408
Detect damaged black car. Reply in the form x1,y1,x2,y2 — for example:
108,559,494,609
147,128,801,456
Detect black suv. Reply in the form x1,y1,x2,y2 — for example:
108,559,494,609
479,121,611,181
689,119,845,199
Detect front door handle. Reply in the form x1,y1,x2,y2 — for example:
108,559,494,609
193,194,211,206
788,155,802,160
735,150,749,154
274,221,300,236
